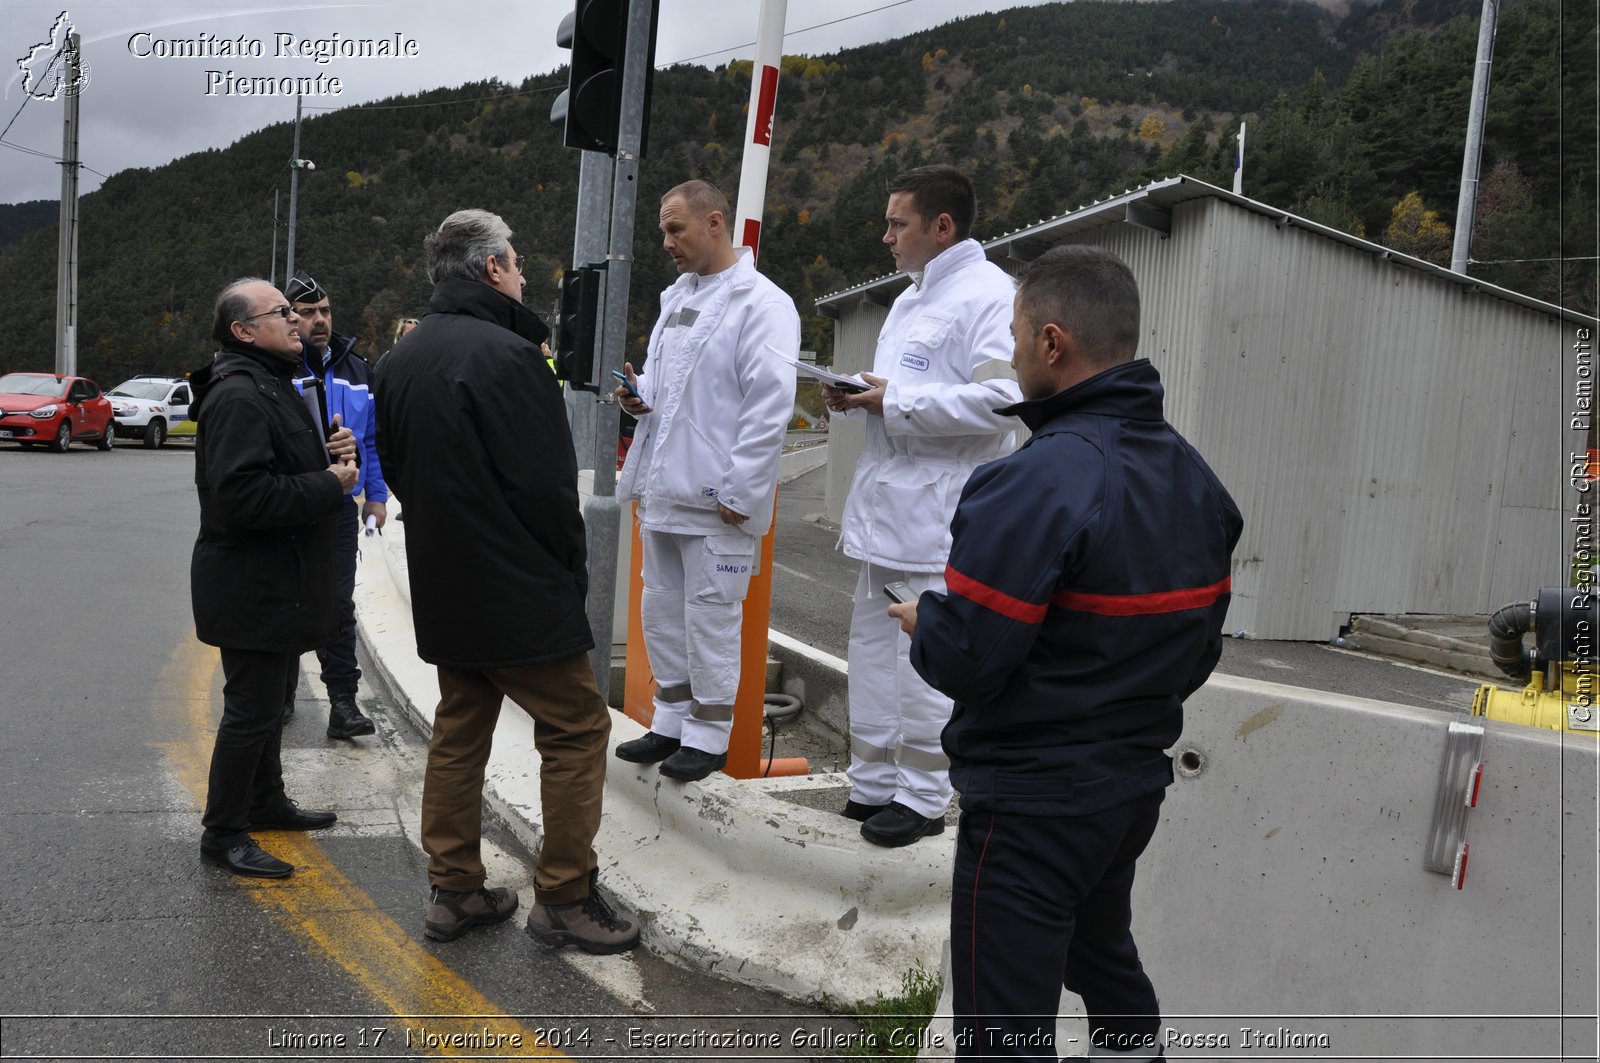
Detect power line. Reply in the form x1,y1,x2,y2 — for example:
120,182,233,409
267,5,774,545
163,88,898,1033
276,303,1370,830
0,47,65,143
1470,255,1600,263
668,0,919,65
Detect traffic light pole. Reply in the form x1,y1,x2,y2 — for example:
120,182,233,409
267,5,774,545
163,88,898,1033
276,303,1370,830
582,0,655,700
564,150,613,465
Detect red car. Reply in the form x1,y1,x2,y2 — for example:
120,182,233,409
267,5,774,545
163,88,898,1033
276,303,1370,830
0,372,116,452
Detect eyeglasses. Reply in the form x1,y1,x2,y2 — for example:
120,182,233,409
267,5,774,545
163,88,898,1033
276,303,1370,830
242,305,293,323
502,253,525,275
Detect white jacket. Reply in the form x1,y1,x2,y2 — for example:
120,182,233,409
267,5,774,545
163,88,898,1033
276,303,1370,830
618,248,800,538
838,239,1020,571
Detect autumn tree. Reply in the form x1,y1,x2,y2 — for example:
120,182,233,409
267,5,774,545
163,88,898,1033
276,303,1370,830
1383,192,1452,264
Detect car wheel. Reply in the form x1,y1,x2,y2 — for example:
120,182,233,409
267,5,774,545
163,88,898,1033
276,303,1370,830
144,418,166,449
97,421,115,450
49,421,71,452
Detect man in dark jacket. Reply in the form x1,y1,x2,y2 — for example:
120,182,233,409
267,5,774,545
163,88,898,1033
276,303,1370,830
191,277,360,879
888,246,1243,1061
374,208,639,953
286,269,389,739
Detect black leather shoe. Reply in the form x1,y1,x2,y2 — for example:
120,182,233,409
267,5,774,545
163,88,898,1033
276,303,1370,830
615,731,680,764
860,801,946,847
246,801,337,832
841,799,889,822
327,693,375,739
200,840,294,878
658,745,727,782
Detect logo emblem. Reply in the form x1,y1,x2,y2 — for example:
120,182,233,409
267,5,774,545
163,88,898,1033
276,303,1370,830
16,11,91,101
899,353,930,372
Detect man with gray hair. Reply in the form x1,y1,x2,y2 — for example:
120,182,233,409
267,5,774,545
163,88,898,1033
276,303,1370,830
375,209,639,954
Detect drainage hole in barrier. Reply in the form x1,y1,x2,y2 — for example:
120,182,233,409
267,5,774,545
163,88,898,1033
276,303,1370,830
1176,749,1206,777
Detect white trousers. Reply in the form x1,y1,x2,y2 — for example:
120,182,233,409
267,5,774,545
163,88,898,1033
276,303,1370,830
845,563,953,817
638,528,756,756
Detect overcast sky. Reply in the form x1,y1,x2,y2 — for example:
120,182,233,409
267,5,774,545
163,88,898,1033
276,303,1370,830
0,0,1058,205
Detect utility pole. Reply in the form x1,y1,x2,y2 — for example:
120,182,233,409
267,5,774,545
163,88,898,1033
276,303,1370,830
1451,0,1498,275
54,32,81,376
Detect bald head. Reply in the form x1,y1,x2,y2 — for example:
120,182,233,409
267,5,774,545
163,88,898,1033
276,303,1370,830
212,278,302,359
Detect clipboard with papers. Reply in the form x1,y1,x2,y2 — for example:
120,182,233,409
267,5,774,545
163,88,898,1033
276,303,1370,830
764,345,871,393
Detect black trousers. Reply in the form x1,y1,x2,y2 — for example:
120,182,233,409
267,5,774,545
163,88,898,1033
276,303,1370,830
200,648,299,848
314,497,361,697
950,790,1166,1060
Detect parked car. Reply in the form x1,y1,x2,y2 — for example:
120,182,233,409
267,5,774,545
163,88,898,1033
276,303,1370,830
108,376,194,447
0,372,116,452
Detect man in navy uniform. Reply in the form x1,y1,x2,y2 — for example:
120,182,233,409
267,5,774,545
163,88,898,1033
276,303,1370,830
889,246,1242,1060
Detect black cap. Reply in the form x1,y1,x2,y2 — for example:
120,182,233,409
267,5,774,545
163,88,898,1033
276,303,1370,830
284,270,326,304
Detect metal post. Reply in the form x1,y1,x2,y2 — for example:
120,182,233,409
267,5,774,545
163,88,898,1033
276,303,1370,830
1451,0,1498,275
270,189,280,286
54,33,81,376
565,150,613,463
732,0,787,259
286,92,303,282
583,0,655,699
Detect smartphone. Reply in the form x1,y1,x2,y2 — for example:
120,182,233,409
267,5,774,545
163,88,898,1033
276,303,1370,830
882,581,916,604
610,369,642,400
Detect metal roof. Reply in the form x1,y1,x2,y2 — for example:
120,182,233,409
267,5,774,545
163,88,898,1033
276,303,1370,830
814,175,1597,327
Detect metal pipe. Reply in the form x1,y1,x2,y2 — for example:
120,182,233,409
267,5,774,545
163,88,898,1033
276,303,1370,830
1486,598,1533,682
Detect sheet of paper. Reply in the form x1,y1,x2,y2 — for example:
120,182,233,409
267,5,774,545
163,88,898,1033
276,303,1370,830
765,344,870,392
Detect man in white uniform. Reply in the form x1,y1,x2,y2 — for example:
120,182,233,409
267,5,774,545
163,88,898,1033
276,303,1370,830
822,165,1021,847
613,180,799,782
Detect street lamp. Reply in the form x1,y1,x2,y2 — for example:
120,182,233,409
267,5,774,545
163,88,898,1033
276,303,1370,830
285,91,315,281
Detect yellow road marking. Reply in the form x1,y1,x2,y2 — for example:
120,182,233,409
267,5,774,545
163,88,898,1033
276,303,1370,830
159,635,565,1058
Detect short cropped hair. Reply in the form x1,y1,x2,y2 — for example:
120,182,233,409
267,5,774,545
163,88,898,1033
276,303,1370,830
211,276,269,343
425,209,513,284
661,179,731,220
1016,246,1141,367
886,165,977,240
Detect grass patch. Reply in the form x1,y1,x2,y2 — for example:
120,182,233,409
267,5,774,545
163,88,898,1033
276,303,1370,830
826,963,943,1058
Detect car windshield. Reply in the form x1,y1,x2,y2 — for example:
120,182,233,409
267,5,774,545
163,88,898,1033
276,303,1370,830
0,373,64,396
109,380,170,399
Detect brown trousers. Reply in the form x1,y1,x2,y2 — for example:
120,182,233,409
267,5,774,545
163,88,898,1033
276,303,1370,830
423,653,611,906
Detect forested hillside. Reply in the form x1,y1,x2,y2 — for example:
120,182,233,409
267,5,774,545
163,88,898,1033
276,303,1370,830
0,201,58,249
0,0,1591,386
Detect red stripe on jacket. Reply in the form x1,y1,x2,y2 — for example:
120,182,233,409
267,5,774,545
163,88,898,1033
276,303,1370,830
1052,576,1232,616
946,566,1231,622
945,565,1048,623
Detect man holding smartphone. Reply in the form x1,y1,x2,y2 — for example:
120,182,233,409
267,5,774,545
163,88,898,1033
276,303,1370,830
612,180,798,782
821,165,1021,847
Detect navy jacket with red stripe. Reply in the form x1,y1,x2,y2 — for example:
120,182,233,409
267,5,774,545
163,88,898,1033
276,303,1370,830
911,358,1243,816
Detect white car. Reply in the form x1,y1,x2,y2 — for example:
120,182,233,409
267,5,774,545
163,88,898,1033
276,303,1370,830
108,376,194,448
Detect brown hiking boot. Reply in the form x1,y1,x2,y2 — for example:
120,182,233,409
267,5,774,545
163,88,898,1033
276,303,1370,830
525,880,641,955
424,885,518,942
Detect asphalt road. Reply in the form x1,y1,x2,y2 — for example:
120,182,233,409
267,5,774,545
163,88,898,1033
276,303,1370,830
0,442,849,1061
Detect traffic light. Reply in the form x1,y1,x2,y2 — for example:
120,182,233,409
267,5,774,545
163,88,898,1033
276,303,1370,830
550,0,659,156
555,264,603,391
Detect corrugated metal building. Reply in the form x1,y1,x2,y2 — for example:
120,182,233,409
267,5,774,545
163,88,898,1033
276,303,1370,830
815,176,1594,641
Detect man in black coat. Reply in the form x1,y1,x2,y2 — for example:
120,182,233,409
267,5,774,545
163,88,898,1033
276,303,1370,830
191,277,360,878
374,208,639,953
